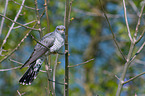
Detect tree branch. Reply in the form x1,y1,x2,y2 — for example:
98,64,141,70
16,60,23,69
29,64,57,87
64,0,70,95
0,0,8,36
0,14,39,31
1,0,26,49
133,3,145,42
99,0,126,61
0,66,21,71
69,58,94,68
34,0,43,38
123,0,133,43
122,71,145,84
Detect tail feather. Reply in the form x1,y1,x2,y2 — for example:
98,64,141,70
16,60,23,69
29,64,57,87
19,59,43,85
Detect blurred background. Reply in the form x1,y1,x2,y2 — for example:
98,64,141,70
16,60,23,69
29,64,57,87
0,0,145,96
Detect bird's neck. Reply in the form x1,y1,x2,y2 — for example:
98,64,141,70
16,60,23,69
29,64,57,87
55,32,65,39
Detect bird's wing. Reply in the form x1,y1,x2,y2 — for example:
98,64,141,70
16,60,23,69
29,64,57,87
20,33,55,69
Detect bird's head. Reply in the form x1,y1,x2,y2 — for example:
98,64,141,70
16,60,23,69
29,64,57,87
55,25,65,35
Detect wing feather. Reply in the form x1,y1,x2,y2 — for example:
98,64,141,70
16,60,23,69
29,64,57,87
20,33,55,69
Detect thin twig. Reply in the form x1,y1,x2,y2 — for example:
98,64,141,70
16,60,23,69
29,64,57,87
10,0,45,11
68,0,73,24
17,90,22,96
123,0,134,43
34,0,43,38
133,3,145,41
99,0,126,61
17,90,25,96
48,79,65,85
129,0,145,24
53,54,59,92
0,9,46,63
0,66,21,71
135,29,145,44
13,20,36,29
123,0,133,43
10,0,35,10
9,59,23,65
0,0,8,36
1,0,26,48
44,0,50,33
69,58,94,68
0,31,30,63
0,14,39,31
129,42,145,64
122,71,145,84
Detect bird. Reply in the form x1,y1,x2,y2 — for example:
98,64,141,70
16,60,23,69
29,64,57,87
19,25,65,85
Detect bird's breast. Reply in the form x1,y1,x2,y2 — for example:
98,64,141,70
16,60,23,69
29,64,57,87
49,37,64,52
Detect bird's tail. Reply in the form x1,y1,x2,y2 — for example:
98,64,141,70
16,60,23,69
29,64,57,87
19,59,43,85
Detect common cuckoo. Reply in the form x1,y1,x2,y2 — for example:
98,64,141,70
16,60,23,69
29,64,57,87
19,25,65,85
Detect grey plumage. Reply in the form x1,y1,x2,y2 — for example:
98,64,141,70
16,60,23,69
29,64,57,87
19,25,65,85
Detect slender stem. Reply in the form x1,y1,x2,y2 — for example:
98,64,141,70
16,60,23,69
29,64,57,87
130,42,145,63
34,0,43,38
123,71,145,84
0,9,46,63
99,0,126,61
53,54,59,92
133,3,145,41
0,30,30,63
13,20,36,29
64,0,70,95
1,0,26,49
116,42,135,96
0,0,8,36
0,14,39,31
123,0,133,43
69,58,94,68
10,0,35,10
0,66,21,71
44,0,50,33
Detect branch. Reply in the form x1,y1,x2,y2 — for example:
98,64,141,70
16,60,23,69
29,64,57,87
135,29,145,44
69,58,94,68
0,0,8,36
9,59,23,65
10,0,44,11
53,54,59,92
64,0,70,95
0,14,39,31
123,0,133,43
133,2,145,42
10,0,35,10
13,20,36,29
44,0,50,33
122,71,145,84
99,0,126,61
129,41,145,64
0,9,46,63
0,31,30,63
0,66,21,71
34,0,43,38
1,0,26,49
17,90,25,96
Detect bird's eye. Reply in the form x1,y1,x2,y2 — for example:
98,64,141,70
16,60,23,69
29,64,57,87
57,28,60,31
